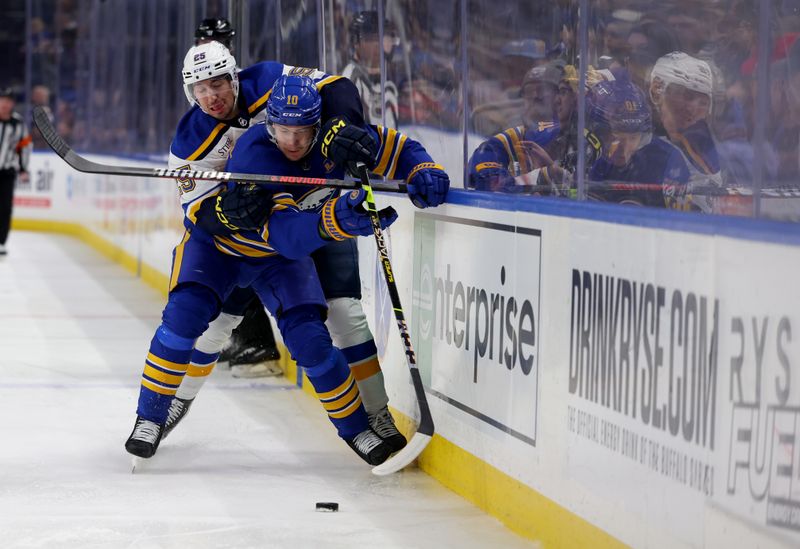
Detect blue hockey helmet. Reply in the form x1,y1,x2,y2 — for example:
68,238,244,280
267,75,322,127
586,78,652,135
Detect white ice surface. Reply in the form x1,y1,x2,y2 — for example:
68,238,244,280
0,231,533,549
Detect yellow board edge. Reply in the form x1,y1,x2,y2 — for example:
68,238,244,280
12,220,626,548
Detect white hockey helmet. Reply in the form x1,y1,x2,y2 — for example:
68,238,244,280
650,51,713,96
181,41,239,106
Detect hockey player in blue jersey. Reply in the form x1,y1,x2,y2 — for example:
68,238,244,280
585,76,691,208
198,74,447,450
160,41,372,433
126,127,400,468
125,43,397,465
158,42,446,452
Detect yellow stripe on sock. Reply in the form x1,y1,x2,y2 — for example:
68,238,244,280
141,377,178,396
187,363,215,377
328,395,363,419
350,357,381,381
143,364,185,386
146,352,188,374
321,381,360,412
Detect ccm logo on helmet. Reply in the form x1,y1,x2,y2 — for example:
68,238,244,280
321,119,345,157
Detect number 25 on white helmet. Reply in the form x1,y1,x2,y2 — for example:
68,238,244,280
181,41,239,119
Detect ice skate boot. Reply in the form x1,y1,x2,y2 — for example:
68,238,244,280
163,397,193,439
346,428,392,466
125,416,164,458
230,345,282,378
368,406,407,452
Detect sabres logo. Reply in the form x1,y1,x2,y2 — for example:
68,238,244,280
349,190,361,200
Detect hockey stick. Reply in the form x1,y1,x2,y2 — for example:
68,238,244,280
32,106,407,193
355,162,434,476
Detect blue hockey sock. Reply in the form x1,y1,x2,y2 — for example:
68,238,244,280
304,348,369,439
136,328,194,424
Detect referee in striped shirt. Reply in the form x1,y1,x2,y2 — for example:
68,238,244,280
0,88,31,256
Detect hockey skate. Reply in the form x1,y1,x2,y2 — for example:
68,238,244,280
345,428,392,466
230,345,282,378
368,406,407,452
216,334,241,370
162,397,193,439
125,416,165,459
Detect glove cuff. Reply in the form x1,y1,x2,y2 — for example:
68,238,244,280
320,197,354,240
407,162,445,182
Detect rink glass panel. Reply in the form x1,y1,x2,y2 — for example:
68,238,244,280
19,0,800,221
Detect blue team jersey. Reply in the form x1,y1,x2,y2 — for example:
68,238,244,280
468,121,560,190
167,62,355,242
188,122,434,260
588,135,691,208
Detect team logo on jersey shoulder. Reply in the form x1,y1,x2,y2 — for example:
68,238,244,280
323,159,336,173
175,164,196,193
288,66,315,77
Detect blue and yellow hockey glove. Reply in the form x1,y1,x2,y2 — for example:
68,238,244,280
320,117,378,176
319,189,397,240
406,162,449,208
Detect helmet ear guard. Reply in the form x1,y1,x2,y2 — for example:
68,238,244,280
181,41,239,107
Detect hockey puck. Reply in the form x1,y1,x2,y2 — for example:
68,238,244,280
315,501,339,512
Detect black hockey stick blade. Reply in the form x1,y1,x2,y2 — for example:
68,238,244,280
32,106,407,193
354,162,434,475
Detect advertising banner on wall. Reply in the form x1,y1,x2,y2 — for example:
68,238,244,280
17,153,183,278
564,227,800,545
411,212,542,447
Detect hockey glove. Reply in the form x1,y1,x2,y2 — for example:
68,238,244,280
406,163,449,208
319,189,397,240
215,183,273,232
320,117,378,176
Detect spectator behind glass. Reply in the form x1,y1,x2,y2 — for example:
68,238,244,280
649,52,722,212
467,64,627,194
342,11,400,128
775,39,800,185
469,37,550,136
586,75,691,209
467,62,564,192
